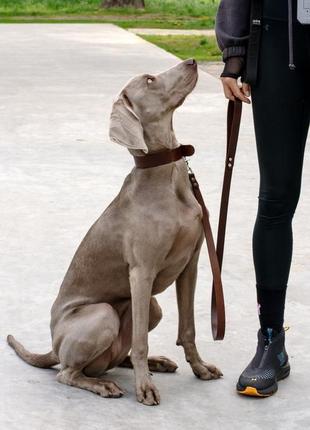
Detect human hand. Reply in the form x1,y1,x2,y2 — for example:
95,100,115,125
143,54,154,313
220,77,251,104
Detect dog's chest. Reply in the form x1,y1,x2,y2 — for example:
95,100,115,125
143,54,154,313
152,203,203,294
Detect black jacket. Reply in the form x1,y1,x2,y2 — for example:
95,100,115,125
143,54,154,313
215,0,251,62
215,0,297,80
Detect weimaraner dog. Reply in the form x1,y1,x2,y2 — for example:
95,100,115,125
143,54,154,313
7,59,222,406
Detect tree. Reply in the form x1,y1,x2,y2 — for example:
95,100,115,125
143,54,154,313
102,0,145,8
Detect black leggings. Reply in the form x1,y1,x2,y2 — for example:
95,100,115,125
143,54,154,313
250,2,310,332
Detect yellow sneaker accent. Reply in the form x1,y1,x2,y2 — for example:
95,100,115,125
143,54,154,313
238,386,270,397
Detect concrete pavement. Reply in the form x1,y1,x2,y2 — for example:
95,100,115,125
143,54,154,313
1,24,310,430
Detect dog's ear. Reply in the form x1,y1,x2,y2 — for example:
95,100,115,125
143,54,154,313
109,94,148,153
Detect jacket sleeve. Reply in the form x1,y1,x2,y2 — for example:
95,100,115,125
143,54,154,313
215,0,252,62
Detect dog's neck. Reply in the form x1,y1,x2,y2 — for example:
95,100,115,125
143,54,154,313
143,123,178,153
130,114,178,156
126,157,191,208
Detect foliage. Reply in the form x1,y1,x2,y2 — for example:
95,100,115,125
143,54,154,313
141,35,221,61
0,0,219,17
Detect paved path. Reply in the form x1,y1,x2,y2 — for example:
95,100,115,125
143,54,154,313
198,61,223,79
129,28,216,36
1,24,310,430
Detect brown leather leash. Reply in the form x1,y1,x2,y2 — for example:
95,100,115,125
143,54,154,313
133,99,242,341
212,99,242,339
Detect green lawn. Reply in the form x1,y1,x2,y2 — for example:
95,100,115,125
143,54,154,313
0,0,219,28
141,35,221,62
0,1,222,60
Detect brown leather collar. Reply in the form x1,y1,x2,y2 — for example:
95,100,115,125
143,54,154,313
133,145,195,169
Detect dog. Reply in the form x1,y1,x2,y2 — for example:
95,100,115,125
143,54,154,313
7,59,222,406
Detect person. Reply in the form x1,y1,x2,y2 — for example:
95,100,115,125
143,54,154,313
215,0,310,397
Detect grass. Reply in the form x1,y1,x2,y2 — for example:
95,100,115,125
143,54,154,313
0,1,221,61
141,35,221,62
0,16,216,29
0,0,219,28
0,0,218,16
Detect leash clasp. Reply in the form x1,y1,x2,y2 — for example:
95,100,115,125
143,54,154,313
184,156,194,175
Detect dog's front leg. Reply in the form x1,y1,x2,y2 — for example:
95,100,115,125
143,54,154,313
176,248,223,380
129,267,161,406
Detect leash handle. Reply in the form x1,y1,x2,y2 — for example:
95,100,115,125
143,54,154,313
212,99,242,340
216,99,242,272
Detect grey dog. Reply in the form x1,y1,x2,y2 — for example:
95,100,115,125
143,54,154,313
8,59,222,406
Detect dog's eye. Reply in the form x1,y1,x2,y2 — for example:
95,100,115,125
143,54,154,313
146,76,155,85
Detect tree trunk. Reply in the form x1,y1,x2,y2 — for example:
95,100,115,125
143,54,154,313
102,0,145,8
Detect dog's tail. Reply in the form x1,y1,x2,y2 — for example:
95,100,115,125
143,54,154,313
7,335,59,368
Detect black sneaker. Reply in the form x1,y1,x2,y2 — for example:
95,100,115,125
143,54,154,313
236,328,290,397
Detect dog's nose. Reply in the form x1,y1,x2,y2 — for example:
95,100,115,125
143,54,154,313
185,59,197,66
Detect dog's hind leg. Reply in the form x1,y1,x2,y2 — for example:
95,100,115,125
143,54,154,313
53,302,125,398
119,355,178,373
56,368,125,398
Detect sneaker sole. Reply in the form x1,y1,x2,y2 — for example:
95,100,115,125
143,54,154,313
236,363,290,398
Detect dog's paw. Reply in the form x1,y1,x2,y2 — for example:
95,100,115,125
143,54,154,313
136,375,161,406
95,380,125,398
192,361,223,380
148,355,178,373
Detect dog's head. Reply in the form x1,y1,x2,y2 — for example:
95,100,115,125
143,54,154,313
109,59,198,154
